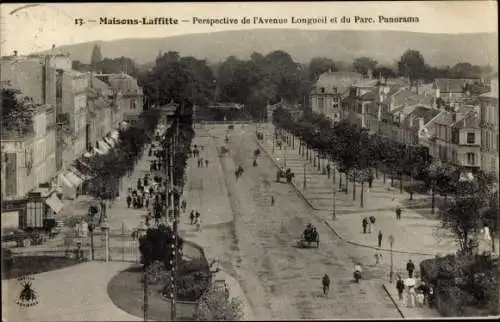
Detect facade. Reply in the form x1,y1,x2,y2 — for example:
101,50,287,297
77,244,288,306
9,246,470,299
87,75,115,153
419,106,481,169
96,73,144,126
480,78,499,176
0,55,56,107
310,71,363,123
61,70,89,164
450,111,482,170
1,105,57,201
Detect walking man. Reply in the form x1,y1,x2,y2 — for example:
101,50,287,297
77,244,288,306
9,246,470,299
374,248,383,264
395,206,402,220
195,211,201,224
271,195,275,206
322,273,330,297
406,259,415,278
362,217,368,234
190,211,195,225
377,230,383,248
396,275,405,300
126,195,132,208
205,159,209,167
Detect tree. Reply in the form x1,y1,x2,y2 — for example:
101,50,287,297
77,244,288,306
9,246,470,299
398,49,426,86
1,88,35,135
440,197,483,256
138,224,184,269
352,57,378,76
90,44,102,68
194,284,244,321
308,57,337,81
450,62,482,79
373,66,397,81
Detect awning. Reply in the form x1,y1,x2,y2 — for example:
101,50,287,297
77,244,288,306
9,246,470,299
58,174,74,188
45,194,64,214
66,171,83,187
110,130,120,141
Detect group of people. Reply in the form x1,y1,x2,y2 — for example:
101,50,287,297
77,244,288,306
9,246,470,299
361,216,376,234
303,223,318,241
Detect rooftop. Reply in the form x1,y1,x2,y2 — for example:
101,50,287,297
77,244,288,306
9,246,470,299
434,78,479,93
453,111,480,129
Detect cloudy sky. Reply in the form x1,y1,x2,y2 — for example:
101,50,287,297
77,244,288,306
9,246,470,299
0,1,497,56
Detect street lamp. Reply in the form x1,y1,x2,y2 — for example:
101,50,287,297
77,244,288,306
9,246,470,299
332,184,336,220
389,234,395,283
303,163,307,189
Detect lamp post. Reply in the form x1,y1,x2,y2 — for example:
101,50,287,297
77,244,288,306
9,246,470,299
389,234,395,283
332,185,336,220
303,163,307,190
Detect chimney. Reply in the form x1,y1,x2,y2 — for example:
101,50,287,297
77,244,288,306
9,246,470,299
13,50,17,56
419,117,425,131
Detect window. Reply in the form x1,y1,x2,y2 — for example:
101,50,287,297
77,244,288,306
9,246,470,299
467,132,475,144
467,152,476,165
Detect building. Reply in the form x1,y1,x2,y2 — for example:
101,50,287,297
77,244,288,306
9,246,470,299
450,111,481,170
86,75,116,154
0,54,56,107
95,73,144,126
59,69,89,166
1,104,57,201
480,78,499,176
310,71,363,123
419,105,481,170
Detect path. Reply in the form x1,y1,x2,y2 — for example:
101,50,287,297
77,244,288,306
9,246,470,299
2,262,140,322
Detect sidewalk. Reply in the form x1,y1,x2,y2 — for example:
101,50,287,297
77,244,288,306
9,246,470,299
257,125,459,257
178,125,256,321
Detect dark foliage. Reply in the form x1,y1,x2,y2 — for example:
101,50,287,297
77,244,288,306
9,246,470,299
138,224,184,269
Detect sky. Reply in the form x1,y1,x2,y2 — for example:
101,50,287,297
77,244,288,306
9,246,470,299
0,1,498,56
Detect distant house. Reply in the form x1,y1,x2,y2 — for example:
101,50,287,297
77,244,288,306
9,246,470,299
433,78,479,102
310,71,363,123
479,78,499,176
419,105,481,170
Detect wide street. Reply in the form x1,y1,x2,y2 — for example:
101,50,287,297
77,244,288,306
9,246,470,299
190,123,402,319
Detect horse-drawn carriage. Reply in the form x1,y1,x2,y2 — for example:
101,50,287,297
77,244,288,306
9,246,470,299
276,168,295,183
297,224,319,248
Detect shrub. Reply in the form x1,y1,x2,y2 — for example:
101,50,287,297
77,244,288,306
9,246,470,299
193,284,244,321
161,258,211,301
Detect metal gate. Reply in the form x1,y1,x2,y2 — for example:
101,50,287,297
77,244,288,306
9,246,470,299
92,229,140,263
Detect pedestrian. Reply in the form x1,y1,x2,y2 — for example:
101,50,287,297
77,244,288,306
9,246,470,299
145,196,150,208
137,178,142,190
406,259,415,278
416,281,429,305
377,230,383,248
200,158,204,168
374,248,383,264
126,195,132,208
195,211,201,224
322,273,330,297
396,275,405,300
326,164,331,179
427,283,435,308
205,159,209,167
368,176,373,189
181,200,187,213
367,219,372,233
271,195,275,206
395,206,402,220
362,217,368,234
196,218,202,232
190,211,195,225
